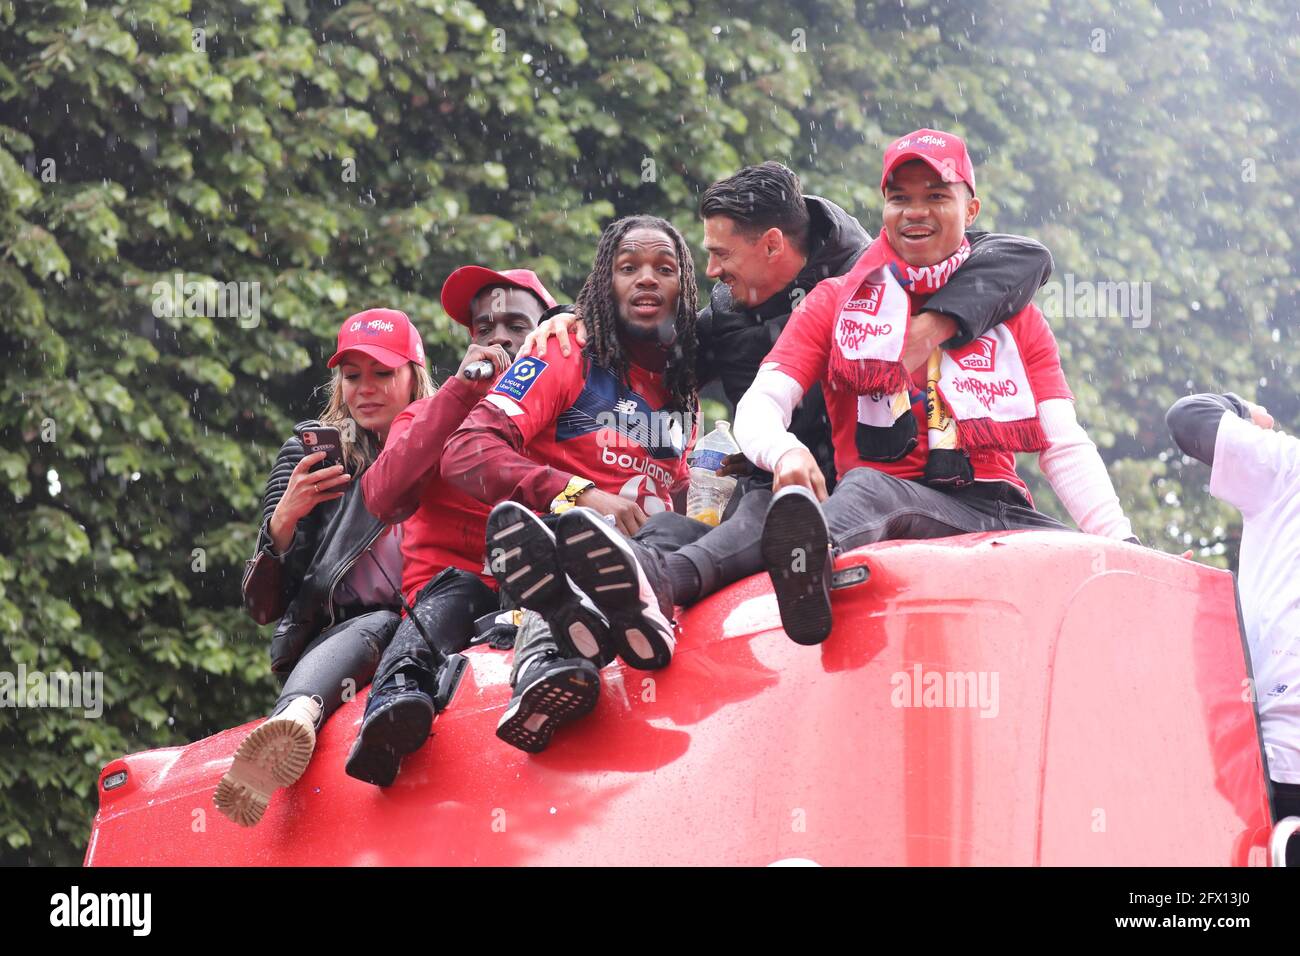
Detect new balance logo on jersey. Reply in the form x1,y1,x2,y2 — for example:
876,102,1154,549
594,407,690,455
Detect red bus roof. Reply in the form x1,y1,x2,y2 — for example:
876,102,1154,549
85,531,1273,866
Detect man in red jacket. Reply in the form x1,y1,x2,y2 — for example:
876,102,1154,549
344,266,575,786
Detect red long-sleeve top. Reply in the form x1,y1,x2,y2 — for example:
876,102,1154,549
441,341,691,514
361,374,494,600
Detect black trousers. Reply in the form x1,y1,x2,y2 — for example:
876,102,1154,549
661,466,1070,605
372,567,500,692
272,609,401,722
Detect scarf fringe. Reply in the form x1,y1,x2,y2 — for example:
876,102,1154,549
955,416,1048,454
827,355,910,397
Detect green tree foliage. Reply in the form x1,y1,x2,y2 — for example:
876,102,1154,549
0,0,1294,862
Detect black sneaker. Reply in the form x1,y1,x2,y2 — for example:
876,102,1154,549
485,502,615,667
555,508,676,670
496,653,602,754
760,485,834,646
344,670,435,788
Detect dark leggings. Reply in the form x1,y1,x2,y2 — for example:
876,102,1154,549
271,609,401,723
371,567,500,691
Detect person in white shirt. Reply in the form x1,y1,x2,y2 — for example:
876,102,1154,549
1167,391,1300,864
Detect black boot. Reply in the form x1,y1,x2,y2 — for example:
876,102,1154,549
496,652,601,754
344,663,436,787
760,485,834,646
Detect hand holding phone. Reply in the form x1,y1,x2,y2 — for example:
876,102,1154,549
300,426,344,471
267,429,352,551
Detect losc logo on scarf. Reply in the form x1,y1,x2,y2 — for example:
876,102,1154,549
953,336,997,372
843,281,883,316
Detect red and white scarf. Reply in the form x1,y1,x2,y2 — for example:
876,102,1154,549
828,233,1047,457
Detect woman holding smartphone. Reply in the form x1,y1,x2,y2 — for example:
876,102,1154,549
214,308,435,827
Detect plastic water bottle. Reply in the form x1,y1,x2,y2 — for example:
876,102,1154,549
686,420,741,527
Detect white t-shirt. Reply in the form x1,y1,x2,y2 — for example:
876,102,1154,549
1210,411,1300,784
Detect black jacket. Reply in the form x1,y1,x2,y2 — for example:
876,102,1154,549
241,421,393,678
696,194,1055,488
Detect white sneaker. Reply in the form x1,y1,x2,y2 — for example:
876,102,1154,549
213,695,322,827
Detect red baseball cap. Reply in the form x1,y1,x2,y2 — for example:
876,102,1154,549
440,267,558,328
327,308,425,369
880,128,977,196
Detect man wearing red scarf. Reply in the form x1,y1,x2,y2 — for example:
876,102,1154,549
733,129,1136,643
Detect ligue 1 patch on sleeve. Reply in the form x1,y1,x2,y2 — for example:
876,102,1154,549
493,356,547,402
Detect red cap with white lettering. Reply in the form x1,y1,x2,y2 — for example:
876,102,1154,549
880,128,976,196
327,308,425,368
440,267,558,328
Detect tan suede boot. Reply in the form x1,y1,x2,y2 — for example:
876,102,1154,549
213,695,322,827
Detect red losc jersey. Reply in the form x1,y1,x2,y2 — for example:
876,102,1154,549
445,339,694,514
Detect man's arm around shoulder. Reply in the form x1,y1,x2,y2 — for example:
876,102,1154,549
925,231,1054,348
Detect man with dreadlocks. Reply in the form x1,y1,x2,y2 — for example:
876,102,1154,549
442,215,711,752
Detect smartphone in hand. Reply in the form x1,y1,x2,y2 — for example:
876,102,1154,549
300,426,344,472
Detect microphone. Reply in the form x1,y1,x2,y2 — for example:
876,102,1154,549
462,360,496,381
